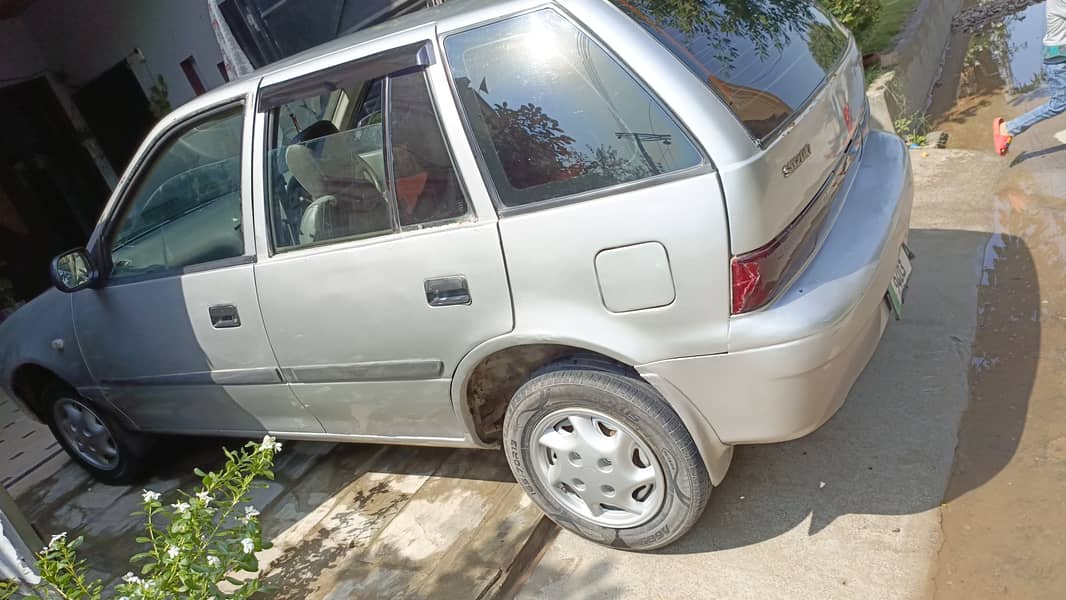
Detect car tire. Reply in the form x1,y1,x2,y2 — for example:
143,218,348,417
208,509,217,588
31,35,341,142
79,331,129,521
503,357,711,551
43,383,152,485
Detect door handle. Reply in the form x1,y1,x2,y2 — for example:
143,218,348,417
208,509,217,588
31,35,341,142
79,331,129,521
209,304,241,328
425,276,471,307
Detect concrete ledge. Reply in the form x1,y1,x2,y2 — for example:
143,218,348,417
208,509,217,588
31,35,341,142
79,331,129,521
866,0,964,133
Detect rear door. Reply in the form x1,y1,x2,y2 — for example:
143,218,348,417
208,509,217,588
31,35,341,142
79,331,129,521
440,7,731,362
252,41,512,440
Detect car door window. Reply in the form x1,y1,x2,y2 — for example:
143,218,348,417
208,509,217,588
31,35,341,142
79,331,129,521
265,69,468,251
267,80,391,250
389,71,468,228
109,106,245,281
444,9,703,208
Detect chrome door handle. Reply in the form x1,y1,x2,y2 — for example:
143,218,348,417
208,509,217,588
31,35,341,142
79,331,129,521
209,304,241,328
425,276,471,307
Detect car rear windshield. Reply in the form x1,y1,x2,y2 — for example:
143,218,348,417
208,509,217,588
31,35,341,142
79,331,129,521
612,0,849,141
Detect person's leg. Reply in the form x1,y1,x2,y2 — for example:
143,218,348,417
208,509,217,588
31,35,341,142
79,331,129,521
1005,62,1066,137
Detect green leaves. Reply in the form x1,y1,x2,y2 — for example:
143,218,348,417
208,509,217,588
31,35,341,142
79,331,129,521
14,437,280,599
820,0,883,39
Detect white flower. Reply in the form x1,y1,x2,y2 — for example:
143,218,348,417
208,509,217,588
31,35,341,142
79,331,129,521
47,532,67,548
259,435,282,453
121,572,141,585
171,501,190,514
207,555,221,568
241,505,260,523
241,537,255,554
166,545,180,559
196,490,212,505
142,489,161,503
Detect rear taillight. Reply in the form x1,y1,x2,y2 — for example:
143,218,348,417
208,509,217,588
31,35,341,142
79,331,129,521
730,116,865,315
730,214,820,314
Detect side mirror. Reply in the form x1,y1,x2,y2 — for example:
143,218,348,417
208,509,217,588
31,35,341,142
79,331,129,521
50,248,98,293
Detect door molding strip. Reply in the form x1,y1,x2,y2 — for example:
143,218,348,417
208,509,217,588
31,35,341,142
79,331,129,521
100,367,281,387
281,359,444,383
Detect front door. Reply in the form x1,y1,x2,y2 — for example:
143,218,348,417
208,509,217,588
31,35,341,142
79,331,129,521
252,49,512,440
74,101,322,435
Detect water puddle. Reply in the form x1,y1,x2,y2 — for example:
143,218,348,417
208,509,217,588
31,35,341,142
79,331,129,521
930,1,1049,137
972,2,1045,93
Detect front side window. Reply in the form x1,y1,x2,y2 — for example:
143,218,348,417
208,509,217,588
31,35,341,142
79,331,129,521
109,106,244,281
444,9,702,208
265,68,467,251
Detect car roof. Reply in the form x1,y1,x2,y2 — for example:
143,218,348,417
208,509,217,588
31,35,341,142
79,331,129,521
213,0,502,95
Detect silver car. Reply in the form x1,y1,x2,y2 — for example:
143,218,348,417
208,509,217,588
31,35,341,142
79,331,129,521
0,0,912,550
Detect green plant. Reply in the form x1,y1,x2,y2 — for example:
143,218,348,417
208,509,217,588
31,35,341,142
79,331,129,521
885,77,928,147
0,260,17,312
147,76,171,120
0,437,281,599
0,278,15,312
821,0,883,40
894,112,928,147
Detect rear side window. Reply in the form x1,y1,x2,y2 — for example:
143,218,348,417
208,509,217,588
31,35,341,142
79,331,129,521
444,9,701,208
612,1,848,140
390,71,469,227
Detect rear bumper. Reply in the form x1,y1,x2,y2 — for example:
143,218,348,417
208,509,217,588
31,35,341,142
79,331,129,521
639,131,913,445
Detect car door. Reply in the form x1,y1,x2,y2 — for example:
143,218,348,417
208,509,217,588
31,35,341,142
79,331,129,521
73,99,324,435
251,40,512,441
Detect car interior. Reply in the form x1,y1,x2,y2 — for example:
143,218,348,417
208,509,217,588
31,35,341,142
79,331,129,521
268,72,468,251
270,79,391,250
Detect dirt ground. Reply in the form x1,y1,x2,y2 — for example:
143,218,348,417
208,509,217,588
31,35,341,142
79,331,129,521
931,2,1066,597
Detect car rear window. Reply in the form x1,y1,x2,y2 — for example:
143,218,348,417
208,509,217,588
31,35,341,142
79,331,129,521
612,0,849,140
444,9,702,208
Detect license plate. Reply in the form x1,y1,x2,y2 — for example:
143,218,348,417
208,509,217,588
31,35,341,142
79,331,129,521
886,245,913,319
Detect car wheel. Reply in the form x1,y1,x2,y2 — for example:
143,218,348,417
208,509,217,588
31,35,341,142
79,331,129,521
503,358,711,550
43,384,152,485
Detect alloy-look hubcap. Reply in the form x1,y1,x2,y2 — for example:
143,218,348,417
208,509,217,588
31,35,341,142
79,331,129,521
531,408,666,528
53,397,120,471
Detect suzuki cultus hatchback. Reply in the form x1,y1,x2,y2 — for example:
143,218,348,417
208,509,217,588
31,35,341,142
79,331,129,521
0,0,912,550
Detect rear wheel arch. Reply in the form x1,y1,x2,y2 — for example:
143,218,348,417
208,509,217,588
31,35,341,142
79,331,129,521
452,338,734,486
453,340,639,445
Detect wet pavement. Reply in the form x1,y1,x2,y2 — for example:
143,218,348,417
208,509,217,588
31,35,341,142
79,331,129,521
930,1,1066,597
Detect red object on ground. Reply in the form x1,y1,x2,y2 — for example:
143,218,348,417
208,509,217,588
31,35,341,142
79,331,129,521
993,118,1012,156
